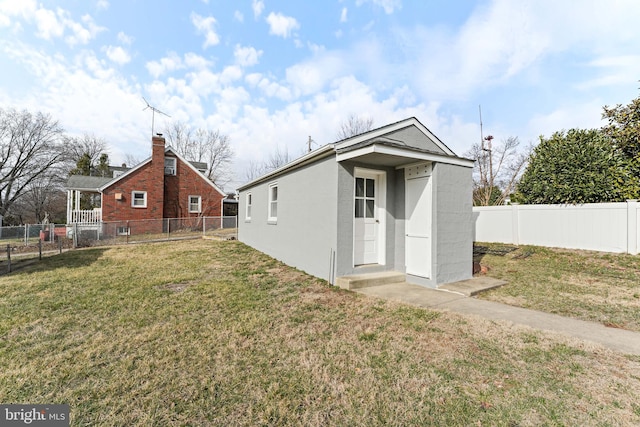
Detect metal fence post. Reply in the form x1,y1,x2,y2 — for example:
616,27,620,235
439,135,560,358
38,238,42,260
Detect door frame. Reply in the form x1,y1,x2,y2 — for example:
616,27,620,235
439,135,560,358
353,167,386,267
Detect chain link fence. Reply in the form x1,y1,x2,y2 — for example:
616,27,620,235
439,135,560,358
70,216,237,247
1,217,237,272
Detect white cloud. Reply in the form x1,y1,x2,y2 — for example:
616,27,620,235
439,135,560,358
64,13,104,46
340,7,348,23
245,73,292,100
576,55,640,90
234,10,244,22
117,31,133,45
105,45,130,65
220,65,243,85
0,0,36,27
266,12,300,38
0,43,150,163
146,52,184,78
191,13,220,48
356,0,402,14
96,0,109,10
527,100,606,141
252,0,264,19
183,52,210,70
234,45,262,67
33,7,63,40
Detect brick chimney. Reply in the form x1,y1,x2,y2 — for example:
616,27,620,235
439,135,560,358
152,134,165,168
151,134,166,217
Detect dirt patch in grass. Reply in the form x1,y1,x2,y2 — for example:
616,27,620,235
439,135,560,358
1,240,639,425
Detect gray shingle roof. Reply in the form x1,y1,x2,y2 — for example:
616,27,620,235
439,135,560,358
66,175,113,191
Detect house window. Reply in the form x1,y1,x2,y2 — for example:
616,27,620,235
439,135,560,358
117,226,130,236
246,193,252,220
189,195,202,213
268,183,278,222
164,157,176,175
132,191,147,208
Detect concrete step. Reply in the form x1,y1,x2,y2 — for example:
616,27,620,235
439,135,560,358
335,271,406,290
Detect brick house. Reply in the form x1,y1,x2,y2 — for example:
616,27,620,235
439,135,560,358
65,134,226,233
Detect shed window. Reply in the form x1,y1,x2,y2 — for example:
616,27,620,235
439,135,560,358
268,183,278,222
246,193,252,220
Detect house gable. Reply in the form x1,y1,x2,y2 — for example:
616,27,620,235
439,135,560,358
163,149,225,218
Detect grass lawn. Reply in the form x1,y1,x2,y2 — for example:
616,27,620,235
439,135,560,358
475,243,640,332
1,240,640,425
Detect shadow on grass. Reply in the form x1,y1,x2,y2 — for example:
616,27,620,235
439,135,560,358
0,247,109,277
473,242,520,274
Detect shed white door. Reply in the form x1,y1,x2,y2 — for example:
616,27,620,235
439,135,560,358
405,174,432,277
354,174,379,265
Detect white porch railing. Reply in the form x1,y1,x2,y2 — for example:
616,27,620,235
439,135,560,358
70,209,102,224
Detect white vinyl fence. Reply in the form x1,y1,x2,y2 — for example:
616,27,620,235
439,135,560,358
473,200,639,255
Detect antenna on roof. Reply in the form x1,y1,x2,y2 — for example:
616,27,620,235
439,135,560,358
479,104,484,150
142,97,170,136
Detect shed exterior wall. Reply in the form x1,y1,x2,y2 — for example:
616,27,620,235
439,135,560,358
238,156,339,281
432,162,473,284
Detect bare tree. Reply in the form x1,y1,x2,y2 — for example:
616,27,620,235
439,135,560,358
244,145,293,182
0,108,67,219
18,173,67,223
164,120,233,187
336,114,374,140
65,133,108,173
122,153,142,168
465,136,529,206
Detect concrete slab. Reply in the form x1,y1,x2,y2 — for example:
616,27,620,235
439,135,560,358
335,271,405,290
353,282,640,355
438,276,507,296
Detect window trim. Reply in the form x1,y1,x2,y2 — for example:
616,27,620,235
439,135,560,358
268,182,278,223
131,191,147,208
245,192,252,221
164,157,176,175
188,195,202,213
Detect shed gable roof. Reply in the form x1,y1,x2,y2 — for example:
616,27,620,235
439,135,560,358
335,117,455,156
237,117,472,191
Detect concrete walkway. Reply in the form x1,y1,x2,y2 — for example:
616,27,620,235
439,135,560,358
354,280,640,356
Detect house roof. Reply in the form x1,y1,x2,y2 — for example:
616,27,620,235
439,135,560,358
66,175,114,191
99,146,225,196
65,146,225,196
237,117,472,191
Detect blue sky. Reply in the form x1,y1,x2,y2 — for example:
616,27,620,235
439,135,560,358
1,0,639,190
